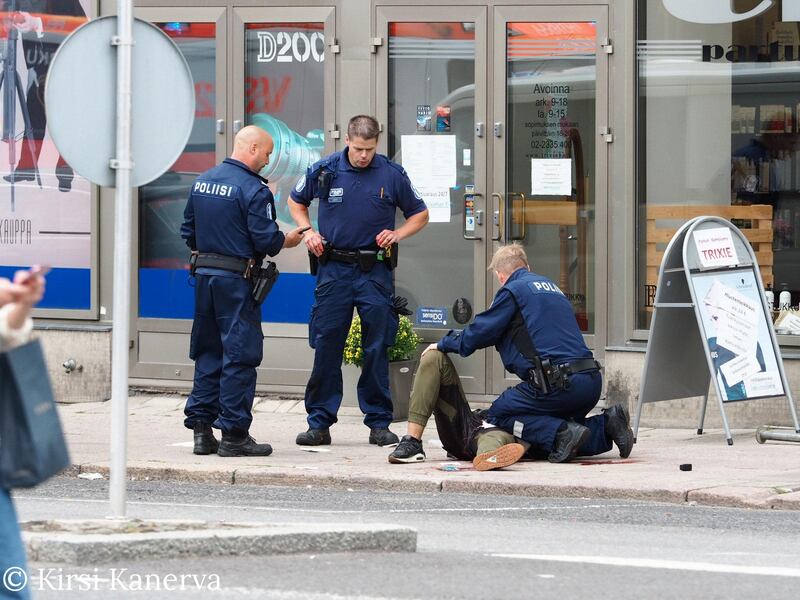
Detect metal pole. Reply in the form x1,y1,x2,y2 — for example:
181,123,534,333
109,0,134,519
755,426,800,444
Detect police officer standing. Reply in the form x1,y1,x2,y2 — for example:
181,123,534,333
181,125,306,457
288,115,429,447
389,244,633,466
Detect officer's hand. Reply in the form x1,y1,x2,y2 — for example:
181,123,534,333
283,226,308,249
304,230,326,257
376,229,399,249
421,343,439,358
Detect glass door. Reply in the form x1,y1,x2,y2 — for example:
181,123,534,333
133,7,227,380
491,6,609,394
376,7,488,394
233,7,336,386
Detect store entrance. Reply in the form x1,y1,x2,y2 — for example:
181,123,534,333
378,6,609,397
490,5,610,394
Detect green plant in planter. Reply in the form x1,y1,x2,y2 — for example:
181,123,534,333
343,315,422,367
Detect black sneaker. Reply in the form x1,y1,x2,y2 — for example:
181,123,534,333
369,427,399,446
548,422,590,463
192,423,219,455
388,435,425,463
603,404,634,458
217,434,273,457
296,428,332,446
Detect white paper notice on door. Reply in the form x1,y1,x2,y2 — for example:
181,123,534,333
416,186,451,223
401,135,457,189
531,158,572,196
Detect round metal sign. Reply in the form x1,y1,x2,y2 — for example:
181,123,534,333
45,17,194,187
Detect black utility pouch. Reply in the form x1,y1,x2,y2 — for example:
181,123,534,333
357,250,378,273
252,261,279,305
384,243,399,270
189,253,198,277
308,251,319,276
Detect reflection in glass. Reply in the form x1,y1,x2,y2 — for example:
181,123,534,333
506,22,596,332
636,0,797,329
388,22,476,322
245,22,325,277
0,1,91,310
138,22,216,317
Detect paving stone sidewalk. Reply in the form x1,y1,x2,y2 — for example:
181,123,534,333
57,394,800,511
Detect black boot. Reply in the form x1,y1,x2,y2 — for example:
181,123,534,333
218,431,273,457
296,428,332,446
603,404,634,458
548,422,590,463
192,423,219,455
369,427,399,446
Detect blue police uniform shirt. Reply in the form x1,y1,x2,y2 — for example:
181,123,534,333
290,148,426,249
181,158,285,275
437,268,592,380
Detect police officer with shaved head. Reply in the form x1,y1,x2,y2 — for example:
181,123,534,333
181,125,307,457
389,244,633,467
288,115,429,447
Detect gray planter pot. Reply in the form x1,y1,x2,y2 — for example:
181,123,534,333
389,359,417,422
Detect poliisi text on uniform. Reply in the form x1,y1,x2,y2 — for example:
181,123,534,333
193,181,234,197
0,219,32,245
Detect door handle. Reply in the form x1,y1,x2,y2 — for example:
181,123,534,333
491,192,503,241
463,192,482,240
508,192,527,241
233,120,243,134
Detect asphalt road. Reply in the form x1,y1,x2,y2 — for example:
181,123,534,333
10,476,800,599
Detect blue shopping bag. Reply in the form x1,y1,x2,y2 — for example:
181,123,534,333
0,339,70,488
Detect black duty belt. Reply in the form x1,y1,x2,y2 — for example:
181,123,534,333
327,247,392,264
557,358,601,375
195,253,250,274
327,248,361,264
309,243,398,275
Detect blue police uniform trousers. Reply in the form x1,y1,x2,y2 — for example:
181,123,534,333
487,371,612,456
184,273,264,435
0,489,31,599
305,261,398,430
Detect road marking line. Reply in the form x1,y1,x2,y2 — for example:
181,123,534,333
490,553,800,578
14,496,637,515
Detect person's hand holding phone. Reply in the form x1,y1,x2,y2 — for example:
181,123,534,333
12,265,48,307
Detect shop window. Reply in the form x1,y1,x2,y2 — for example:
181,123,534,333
139,22,217,319
387,22,476,318
637,0,800,329
243,22,324,323
0,1,91,311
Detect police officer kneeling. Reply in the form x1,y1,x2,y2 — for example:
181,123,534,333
389,244,633,467
181,125,306,457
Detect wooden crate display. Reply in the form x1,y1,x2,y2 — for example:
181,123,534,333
646,205,774,295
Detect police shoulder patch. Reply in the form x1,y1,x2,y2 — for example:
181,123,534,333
410,182,423,201
295,176,306,193
386,160,407,176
